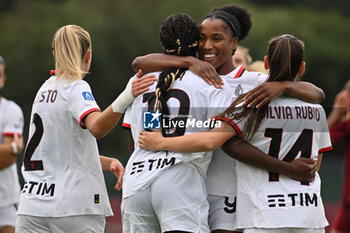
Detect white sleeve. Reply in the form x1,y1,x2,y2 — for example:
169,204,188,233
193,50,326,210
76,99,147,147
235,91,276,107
3,101,24,136
122,106,132,129
206,82,246,136
315,107,333,154
69,80,101,128
256,72,268,85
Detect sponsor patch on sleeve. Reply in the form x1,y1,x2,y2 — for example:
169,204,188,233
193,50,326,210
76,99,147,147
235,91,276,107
82,92,95,103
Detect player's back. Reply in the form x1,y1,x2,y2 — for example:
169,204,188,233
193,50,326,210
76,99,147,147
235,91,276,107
122,70,233,199
234,96,332,229
18,75,112,217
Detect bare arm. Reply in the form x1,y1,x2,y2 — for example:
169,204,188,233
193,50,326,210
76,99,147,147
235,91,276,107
0,134,23,170
221,136,316,182
132,53,222,88
328,89,350,129
316,153,323,172
100,155,125,191
328,109,345,130
138,122,236,152
285,81,325,103
128,130,135,156
244,81,325,108
84,107,122,139
84,73,156,139
132,53,193,73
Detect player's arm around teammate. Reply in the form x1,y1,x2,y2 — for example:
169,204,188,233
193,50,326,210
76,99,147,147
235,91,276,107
132,55,325,108
83,69,156,139
138,119,316,183
133,53,223,88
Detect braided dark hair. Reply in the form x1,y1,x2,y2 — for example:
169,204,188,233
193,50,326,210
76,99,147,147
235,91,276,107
204,5,251,55
157,14,199,136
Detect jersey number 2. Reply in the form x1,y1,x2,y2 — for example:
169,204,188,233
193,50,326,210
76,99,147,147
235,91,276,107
23,113,44,171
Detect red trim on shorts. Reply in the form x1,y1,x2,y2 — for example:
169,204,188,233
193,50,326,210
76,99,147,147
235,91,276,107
319,146,333,153
79,108,101,129
50,70,56,75
122,123,131,129
234,66,245,79
212,116,242,135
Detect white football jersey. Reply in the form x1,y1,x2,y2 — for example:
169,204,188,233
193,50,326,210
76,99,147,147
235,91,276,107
206,66,267,196
18,75,113,217
0,96,24,207
233,96,332,228
122,70,233,199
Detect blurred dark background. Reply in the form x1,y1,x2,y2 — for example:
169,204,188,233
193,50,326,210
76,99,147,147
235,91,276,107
1,0,349,232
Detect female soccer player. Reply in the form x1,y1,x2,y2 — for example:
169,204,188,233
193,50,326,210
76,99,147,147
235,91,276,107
136,4,324,233
0,55,24,233
139,34,332,233
122,13,234,233
16,24,154,232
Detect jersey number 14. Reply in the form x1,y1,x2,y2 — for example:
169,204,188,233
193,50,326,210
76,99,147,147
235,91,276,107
265,128,312,185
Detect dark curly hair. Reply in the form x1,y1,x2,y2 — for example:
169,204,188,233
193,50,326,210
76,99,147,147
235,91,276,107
206,4,252,41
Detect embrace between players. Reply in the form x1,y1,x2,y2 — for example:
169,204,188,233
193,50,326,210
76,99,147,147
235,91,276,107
14,3,332,233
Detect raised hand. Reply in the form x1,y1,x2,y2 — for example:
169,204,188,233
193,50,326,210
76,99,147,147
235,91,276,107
244,82,286,108
131,69,157,97
188,58,223,88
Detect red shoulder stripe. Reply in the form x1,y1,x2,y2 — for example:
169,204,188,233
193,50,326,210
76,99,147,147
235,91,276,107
212,116,242,136
234,66,245,79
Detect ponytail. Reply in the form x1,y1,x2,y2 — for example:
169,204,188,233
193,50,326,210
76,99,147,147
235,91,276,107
220,34,305,140
52,25,91,82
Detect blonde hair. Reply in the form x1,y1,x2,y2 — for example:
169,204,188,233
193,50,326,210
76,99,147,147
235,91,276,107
248,60,268,74
0,55,5,66
344,80,350,90
237,45,252,64
52,25,91,82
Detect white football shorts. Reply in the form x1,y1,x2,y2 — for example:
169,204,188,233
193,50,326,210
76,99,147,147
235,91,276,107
0,204,17,228
208,194,242,232
122,163,210,233
16,214,105,233
244,228,324,233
